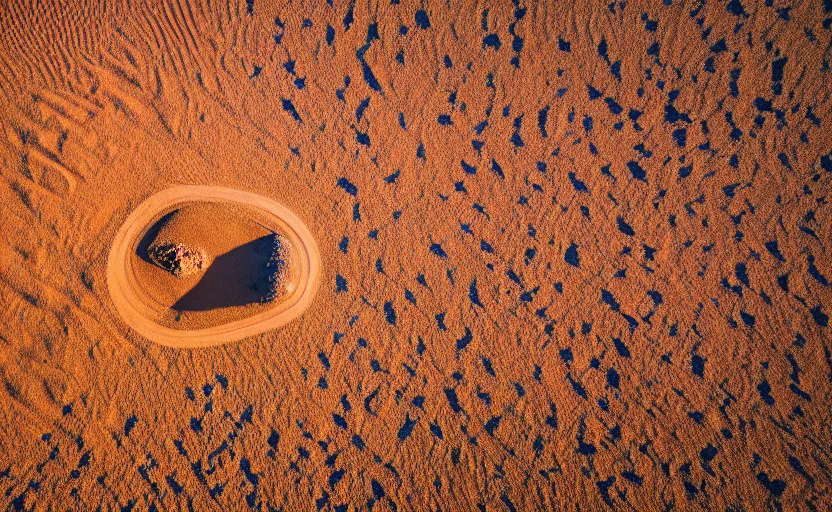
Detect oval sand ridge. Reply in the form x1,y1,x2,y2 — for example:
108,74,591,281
107,186,321,348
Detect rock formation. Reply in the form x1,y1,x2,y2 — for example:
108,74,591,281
257,233,293,303
147,242,207,278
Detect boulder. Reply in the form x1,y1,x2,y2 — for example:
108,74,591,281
147,242,207,278
257,234,294,302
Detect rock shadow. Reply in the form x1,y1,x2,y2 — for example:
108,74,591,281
171,235,278,312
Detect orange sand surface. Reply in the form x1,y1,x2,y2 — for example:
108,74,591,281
135,201,278,328
140,201,297,326
1,0,831,510
107,185,319,347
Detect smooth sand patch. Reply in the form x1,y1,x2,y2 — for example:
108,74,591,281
107,186,320,348
133,202,299,331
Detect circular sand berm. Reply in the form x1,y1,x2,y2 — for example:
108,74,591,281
107,186,321,348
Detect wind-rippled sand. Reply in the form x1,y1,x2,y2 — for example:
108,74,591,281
0,0,831,509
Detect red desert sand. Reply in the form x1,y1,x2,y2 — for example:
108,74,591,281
2,0,831,510
106,186,321,348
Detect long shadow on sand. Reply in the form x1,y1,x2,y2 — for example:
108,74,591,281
171,236,274,312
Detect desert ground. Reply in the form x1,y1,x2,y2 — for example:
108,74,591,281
1,0,831,510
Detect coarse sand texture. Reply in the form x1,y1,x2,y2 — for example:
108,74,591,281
1,0,831,510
